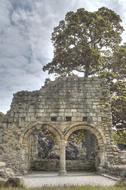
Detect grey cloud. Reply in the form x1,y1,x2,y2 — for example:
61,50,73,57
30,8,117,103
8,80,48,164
9,0,33,12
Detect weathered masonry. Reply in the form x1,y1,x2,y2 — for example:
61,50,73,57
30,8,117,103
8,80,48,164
0,76,126,176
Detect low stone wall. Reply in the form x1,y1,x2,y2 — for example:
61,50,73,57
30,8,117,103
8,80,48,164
66,160,95,171
31,159,60,171
31,159,95,172
106,165,126,177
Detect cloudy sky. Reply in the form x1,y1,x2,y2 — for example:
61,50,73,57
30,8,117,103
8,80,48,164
0,0,126,113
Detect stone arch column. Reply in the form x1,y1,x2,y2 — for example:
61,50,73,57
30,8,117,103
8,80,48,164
59,139,67,175
64,123,107,171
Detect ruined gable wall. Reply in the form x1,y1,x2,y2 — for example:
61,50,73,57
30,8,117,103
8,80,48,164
0,76,124,174
3,77,112,128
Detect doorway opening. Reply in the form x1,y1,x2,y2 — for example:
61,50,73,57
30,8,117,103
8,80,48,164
28,127,60,171
66,129,98,171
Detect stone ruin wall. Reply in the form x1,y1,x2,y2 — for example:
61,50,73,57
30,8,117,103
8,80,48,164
2,77,111,126
0,76,126,175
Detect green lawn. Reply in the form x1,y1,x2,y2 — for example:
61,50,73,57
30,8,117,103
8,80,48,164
0,179,126,190
0,186,126,190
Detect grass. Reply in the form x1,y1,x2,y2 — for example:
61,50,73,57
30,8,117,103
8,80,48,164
0,186,126,190
0,178,126,190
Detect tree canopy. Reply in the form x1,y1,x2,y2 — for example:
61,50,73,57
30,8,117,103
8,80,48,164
43,7,124,77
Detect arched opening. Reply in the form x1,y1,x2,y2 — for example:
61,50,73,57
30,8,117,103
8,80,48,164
64,124,106,172
21,123,62,172
30,127,60,171
66,129,98,171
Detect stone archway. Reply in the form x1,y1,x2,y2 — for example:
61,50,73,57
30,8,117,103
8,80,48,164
20,122,64,173
66,129,98,171
64,123,106,146
63,123,107,172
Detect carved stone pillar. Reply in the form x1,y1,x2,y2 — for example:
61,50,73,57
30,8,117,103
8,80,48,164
59,140,67,175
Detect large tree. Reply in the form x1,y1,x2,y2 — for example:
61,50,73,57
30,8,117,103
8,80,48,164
43,7,123,77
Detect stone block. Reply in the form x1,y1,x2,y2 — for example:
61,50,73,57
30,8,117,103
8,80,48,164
0,162,6,167
0,167,14,179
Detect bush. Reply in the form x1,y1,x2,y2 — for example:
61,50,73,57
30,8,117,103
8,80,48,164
5,177,25,188
0,180,6,187
115,179,126,187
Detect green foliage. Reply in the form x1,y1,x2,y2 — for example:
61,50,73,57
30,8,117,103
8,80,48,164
113,130,126,144
0,180,6,188
43,7,123,77
111,81,126,129
110,45,126,130
0,178,25,189
111,44,126,80
5,178,25,188
100,44,126,130
115,179,126,187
